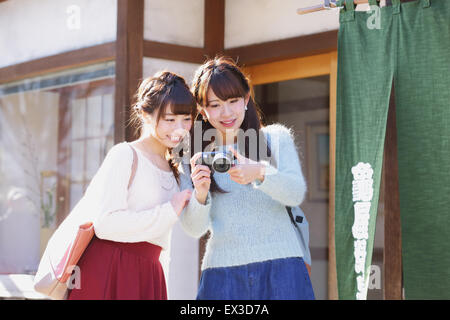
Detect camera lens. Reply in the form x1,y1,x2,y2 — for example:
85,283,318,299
212,154,232,173
212,159,231,173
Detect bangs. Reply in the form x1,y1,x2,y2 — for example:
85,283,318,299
165,100,195,116
161,84,196,116
206,69,248,105
155,83,196,123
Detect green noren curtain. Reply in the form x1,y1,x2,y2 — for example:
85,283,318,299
335,0,450,299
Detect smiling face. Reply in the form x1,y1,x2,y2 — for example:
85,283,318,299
144,104,193,149
202,89,249,144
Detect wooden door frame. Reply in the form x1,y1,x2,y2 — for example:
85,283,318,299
243,52,339,300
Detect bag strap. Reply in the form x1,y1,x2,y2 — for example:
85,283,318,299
127,144,138,190
286,206,309,262
286,206,303,225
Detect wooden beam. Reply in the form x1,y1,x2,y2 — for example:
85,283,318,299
328,51,338,300
244,53,333,86
0,27,336,87
225,30,338,67
383,82,403,300
204,0,225,58
114,0,144,143
0,42,115,84
143,40,206,64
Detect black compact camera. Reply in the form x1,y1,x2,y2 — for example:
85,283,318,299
196,151,236,173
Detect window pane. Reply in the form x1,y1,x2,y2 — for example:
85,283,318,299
86,138,101,181
0,62,115,274
86,95,103,137
103,93,115,137
71,98,86,140
70,140,85,183
69,182,83,212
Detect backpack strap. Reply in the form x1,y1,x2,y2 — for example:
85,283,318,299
286,206,304,225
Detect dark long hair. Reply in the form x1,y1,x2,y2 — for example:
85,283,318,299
129,71,196,184
190,56,272,193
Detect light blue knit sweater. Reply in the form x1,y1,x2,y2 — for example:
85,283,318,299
178,123,307,270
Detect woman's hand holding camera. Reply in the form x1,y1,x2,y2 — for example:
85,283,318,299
227,147,265,185
171,189,192,216
190,153,211,204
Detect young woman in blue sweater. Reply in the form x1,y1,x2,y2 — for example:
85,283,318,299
178,56,315,300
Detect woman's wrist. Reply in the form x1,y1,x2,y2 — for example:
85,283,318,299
195,189,208,205
256,162,266,183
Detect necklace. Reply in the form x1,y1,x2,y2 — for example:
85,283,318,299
159,169,176,191
130,142,176,191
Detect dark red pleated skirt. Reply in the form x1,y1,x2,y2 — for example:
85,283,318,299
67,236,167,300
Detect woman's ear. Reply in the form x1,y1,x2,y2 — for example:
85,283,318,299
142,112,151,123
142,111,157,127
244,93,250,106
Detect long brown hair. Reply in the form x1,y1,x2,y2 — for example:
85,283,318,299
129,71,196,184
190,56,272,193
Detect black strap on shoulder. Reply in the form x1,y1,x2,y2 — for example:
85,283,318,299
286,206,303,224
286,206,295,224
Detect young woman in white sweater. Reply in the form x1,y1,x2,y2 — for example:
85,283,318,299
178,57,315,299
67,71,195,300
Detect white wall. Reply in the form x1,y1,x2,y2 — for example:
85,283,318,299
143,57,201,300
224,0,375,49
143,57,200,86
0,0,117,68
225,0,339,48
144,0,204,48
0,0,376,68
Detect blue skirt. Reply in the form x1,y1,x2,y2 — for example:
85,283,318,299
197,257,315,300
